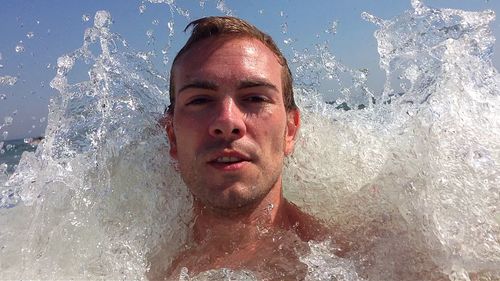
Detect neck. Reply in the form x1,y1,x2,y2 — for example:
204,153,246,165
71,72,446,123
191,182,290,245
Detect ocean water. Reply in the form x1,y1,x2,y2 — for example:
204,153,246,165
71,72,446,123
0,139,37,171
1,0,499,280
0,139,38,185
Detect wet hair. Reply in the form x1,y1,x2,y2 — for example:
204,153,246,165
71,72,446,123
167,16,296,113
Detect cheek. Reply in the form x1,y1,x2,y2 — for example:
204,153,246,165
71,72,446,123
174,118,202,151
175,113,203,135
258,117,287,153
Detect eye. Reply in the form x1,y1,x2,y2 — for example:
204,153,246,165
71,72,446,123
244,95,269,103
186,96,212,106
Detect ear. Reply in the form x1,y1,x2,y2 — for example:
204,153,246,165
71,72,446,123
284,109,300,156
160,113,178,159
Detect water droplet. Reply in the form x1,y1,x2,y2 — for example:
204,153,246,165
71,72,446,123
280,11,285,17
94,10,112,28
26,31,35,39
258,9,264,15
139,4,147,14
266,203,274,212
361,12,385,26
325,21,338,34
57,55,75,70
36,20,40,24
0,52,2,60
82,14,90,22
216,0,232,15
0,76,18,86
146,29,154,38
3,116,14,126
0,65,3,69
136,52,149,61
15,42,25,53
3,116,12,126
0,94,6,100
39,117,46,123
176,7,189,18
281,22,288,34
167,20,174,36
1,131,7,140
152,19,159,25
411,0,429,14
46,63,51,68
199,0,206,8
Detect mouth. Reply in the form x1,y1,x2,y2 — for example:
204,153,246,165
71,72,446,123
208,152,251,171
214,156,244,163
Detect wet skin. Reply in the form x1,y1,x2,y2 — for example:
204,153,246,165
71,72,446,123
165,200,329,280
166,36,298,210
159,36,330,279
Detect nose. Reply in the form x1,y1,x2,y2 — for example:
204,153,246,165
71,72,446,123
209,98,246,140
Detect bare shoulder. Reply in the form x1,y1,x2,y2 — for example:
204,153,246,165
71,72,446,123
284,200,329,241
284,200,351,255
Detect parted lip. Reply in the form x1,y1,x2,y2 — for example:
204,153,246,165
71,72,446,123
207,150,252,163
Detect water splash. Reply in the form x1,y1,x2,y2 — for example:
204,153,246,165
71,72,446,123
284,1,500,280
216,0,233,16
0,1,499,280
82,14,91,22
291,42,373,109
139,3,147,14
3,116,13,126
324,21,338,35
0,76,18,86
15,42,25,53
0,8,191,280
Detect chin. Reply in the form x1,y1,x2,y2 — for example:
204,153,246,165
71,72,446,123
203,190,267,210
206,197,255,210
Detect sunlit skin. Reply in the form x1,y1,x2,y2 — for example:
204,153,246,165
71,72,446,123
167,37,297,211
159,37,331,279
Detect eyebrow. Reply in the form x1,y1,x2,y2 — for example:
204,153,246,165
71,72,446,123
238,78,279,92
177,78,279,94
178,80,218,94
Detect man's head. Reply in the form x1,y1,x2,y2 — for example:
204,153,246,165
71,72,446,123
168,16,297,114
165,16,300,210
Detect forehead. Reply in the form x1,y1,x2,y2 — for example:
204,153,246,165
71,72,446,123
172,36,282,91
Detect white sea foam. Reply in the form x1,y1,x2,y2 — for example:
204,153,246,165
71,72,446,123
0,1,499,280
285,1,500,279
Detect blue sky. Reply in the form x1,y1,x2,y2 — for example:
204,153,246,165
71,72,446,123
1,0,499,141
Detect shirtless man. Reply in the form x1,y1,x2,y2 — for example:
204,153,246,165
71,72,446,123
159,16,331,280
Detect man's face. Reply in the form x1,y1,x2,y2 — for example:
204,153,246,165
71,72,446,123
166,37,299,209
